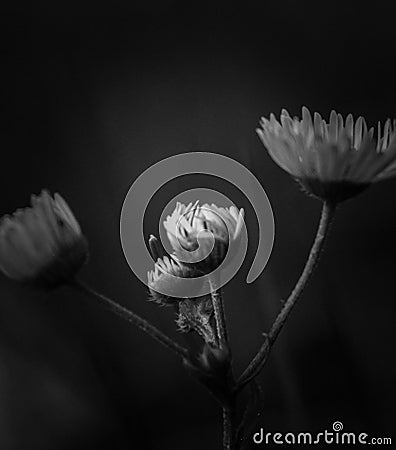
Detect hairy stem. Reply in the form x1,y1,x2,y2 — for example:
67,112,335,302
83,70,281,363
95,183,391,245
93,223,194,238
70,278,189,360
209,279,228,346
236,201,336,390
223,407,233,449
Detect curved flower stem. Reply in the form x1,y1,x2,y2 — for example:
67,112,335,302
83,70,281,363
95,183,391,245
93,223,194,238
209,278,228,346
236,201,336,391
70,278,189,360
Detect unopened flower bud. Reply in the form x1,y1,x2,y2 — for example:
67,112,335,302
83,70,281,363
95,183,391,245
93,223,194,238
148,234,164,261
199,343,231,376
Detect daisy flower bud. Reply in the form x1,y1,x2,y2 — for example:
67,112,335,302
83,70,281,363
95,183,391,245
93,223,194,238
257,107,396,202
163,201,244,273
148,234,164,261
0,190,88,288
199,343,231,376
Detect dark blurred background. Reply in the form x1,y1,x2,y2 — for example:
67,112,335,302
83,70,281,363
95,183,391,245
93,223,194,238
1,1,395,449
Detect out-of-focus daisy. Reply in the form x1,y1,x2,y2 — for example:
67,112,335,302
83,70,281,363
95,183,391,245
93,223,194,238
257,107,396,202
0,190,88,287
163,202,244,272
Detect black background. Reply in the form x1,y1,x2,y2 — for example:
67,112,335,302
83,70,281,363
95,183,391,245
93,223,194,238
1,1,395,449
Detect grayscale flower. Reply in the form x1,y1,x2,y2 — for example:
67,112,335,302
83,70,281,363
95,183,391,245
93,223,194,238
164,202,244,271
257,107,396,202
0,190,88,287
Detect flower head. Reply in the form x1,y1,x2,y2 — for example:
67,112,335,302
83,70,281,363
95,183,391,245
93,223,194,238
163,201,244,272
147,253,200,305
0,190,88,288
257,107,396,202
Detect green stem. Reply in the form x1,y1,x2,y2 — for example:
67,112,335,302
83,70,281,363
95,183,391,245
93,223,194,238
236,201,336,391
70,278,189,360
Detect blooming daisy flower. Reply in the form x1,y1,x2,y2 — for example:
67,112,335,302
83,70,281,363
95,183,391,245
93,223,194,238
163,201,244,273
147,254,201,304
257,107,396,202
0,190,88,287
